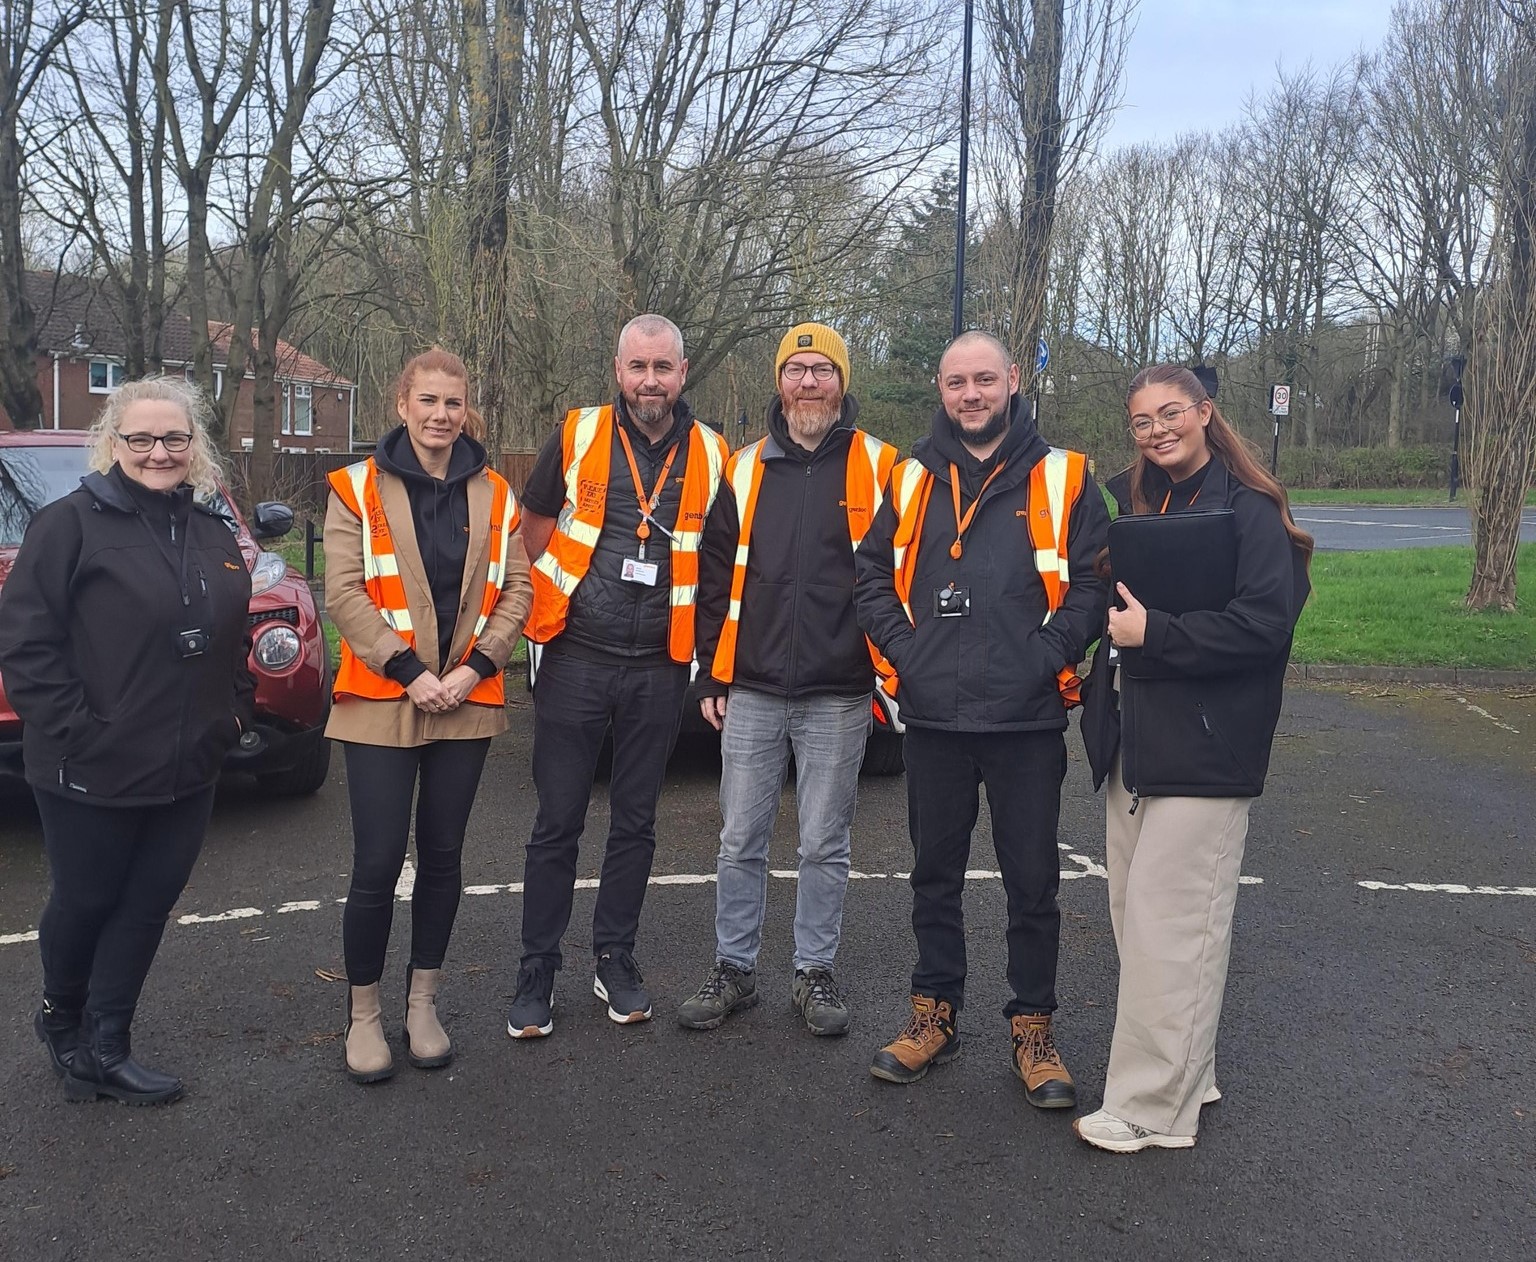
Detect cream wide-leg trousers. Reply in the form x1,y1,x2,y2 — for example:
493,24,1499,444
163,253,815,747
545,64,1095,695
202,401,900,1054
1103,754,1252,1137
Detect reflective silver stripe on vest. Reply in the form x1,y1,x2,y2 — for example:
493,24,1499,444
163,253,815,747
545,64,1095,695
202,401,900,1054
345,461,414,634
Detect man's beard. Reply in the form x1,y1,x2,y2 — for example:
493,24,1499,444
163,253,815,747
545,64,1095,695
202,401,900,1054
783,392,843,443
951,405,1009,447
629,394,673,429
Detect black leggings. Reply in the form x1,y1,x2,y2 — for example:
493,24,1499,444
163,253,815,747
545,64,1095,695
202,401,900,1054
34,786,215,1021
341,739,491,986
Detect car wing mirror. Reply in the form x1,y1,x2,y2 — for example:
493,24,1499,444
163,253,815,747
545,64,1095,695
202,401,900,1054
251,501,296,540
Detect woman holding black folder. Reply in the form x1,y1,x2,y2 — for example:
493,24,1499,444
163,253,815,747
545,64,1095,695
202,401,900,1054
1076,364,1312,1154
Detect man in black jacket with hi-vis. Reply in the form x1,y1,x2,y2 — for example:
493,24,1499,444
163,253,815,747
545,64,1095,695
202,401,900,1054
853,331,1109,1106
681,323,896,1038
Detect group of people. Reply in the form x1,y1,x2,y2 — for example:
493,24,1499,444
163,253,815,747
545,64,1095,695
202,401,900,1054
0,315,1311,1154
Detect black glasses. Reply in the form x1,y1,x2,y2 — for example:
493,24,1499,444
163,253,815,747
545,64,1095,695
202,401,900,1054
781,362,838,382
1129,402,1200,439
116,431,193,453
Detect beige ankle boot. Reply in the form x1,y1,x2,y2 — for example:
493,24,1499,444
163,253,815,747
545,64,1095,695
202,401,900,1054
403,966,453,1069
345,984,394,1084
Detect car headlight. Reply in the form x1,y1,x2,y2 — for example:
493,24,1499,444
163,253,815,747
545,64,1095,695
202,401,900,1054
254,624,302,671
250,551,288,596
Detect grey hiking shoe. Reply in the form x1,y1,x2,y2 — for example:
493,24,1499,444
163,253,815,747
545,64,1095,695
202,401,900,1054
677,962,759,1030
792,967,852,1037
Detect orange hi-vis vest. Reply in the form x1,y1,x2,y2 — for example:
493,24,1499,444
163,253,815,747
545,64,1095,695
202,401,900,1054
710,430,898,685
883,447,1089,706
524,405,730,663
327,459,520,706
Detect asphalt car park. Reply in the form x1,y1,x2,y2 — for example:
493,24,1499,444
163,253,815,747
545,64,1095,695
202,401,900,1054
0,684,1531,1260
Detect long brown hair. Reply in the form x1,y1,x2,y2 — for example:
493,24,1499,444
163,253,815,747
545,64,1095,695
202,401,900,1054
1126,365,1313,560
394,347,486,443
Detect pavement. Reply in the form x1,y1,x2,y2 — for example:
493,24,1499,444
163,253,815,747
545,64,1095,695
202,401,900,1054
0,684,1532,1261
1294,503,1536,551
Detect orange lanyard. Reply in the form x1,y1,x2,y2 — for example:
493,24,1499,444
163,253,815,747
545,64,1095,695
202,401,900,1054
947,460,1008,560
1158,485,1201,514
616,426,680,546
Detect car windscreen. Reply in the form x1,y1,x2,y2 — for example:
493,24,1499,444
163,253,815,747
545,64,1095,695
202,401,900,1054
0,446,90,547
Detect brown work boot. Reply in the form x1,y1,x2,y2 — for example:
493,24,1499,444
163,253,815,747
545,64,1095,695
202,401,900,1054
869,995,960,1084
1010,1013,1076,1109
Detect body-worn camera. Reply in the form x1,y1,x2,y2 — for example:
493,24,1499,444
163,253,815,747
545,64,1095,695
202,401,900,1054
933,583,971,618
174,627,209,658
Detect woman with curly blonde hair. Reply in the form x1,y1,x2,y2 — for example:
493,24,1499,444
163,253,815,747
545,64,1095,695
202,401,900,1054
0,374,255,1106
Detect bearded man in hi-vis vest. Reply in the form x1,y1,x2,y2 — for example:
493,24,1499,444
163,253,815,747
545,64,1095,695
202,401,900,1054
677,322,897,1038
510,314,729,1037
853,331,1110,1107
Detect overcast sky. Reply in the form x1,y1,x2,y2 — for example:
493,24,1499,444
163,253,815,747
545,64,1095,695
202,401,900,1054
1105,0,1399,148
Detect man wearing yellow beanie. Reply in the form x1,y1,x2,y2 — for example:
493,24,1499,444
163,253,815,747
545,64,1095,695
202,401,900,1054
681,322,897,1037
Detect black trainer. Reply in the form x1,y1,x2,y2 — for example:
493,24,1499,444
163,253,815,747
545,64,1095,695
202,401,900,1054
507,961,556,1039
792,967,852,1037
677,962,760,1030
594,951,652,1024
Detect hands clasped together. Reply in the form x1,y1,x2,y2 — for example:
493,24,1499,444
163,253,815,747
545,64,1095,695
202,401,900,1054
404,664,482,714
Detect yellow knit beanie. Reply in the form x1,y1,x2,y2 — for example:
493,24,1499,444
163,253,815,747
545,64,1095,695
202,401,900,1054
775,322,850,390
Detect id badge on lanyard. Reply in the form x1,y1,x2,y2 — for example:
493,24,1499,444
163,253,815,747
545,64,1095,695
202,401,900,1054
617,426,678,585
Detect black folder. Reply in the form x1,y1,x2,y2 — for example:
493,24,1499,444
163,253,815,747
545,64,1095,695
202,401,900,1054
1108,509,1238,616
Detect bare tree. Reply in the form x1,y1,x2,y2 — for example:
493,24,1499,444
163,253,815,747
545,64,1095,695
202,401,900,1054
29,0,178,377
1465,0,1536,610
975,0,1135,366
0,0,87,429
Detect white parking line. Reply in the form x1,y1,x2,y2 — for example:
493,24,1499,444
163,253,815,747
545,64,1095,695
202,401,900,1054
0,863,1268,946
8,865,1532,947
1451,695,1521,734
1358,880,1536,896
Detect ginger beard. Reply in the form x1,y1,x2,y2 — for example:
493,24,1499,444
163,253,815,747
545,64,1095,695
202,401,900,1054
782,385,843,444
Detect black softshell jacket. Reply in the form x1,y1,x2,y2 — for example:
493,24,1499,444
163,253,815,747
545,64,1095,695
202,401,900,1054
694,396,878,699
1078,456,1310,798
0,465,255,805
853,395,1110,732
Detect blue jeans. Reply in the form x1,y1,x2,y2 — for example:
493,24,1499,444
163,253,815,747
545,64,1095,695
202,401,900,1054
715,688,871,973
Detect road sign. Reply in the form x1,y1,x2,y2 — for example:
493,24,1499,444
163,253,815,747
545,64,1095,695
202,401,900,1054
1269,384,1291,416
1036,338,1049,374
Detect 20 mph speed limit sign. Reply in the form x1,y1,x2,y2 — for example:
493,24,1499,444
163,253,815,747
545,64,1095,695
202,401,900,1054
1269,384,1291,415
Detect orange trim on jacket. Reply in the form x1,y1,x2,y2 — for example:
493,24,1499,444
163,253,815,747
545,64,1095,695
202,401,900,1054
882,447,1088,706
710,429,897,685
524,405,730,663
326,458,520,706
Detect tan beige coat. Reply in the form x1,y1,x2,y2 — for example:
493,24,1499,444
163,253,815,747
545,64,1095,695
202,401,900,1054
323,464,533,747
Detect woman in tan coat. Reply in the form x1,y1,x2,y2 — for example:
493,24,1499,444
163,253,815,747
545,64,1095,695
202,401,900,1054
324,348,532,1084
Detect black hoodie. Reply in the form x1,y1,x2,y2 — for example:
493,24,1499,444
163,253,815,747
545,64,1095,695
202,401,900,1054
0,464,254,804
853,394,1110,732
694,395,879,698
372,426,497,683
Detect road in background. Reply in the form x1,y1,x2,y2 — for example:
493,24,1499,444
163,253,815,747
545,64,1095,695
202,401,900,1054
1295,503,1536,551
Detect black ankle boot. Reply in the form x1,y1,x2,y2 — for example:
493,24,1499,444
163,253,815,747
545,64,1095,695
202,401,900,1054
35,998,83,1078
64,1012,184,1106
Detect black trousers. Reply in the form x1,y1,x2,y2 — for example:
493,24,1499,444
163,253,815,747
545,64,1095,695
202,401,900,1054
902,725,1068,1018
342,738,492,986
521,647,689,969
33,786,216,1021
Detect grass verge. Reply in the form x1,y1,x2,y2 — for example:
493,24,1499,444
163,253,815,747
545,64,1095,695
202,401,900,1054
1294,544,1536,669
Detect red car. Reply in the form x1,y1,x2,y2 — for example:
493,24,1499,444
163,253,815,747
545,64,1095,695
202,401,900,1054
0,429,332,795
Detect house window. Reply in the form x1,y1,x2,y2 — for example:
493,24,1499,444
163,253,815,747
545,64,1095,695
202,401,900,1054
184,366,224,396
88,361,126,393
291,384,313,436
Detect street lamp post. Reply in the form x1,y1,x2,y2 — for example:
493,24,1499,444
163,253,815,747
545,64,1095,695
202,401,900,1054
1448,354,1466,501
952,0,974,340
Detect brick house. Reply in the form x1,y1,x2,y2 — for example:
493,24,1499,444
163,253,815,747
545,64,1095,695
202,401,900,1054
0,272,358,453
